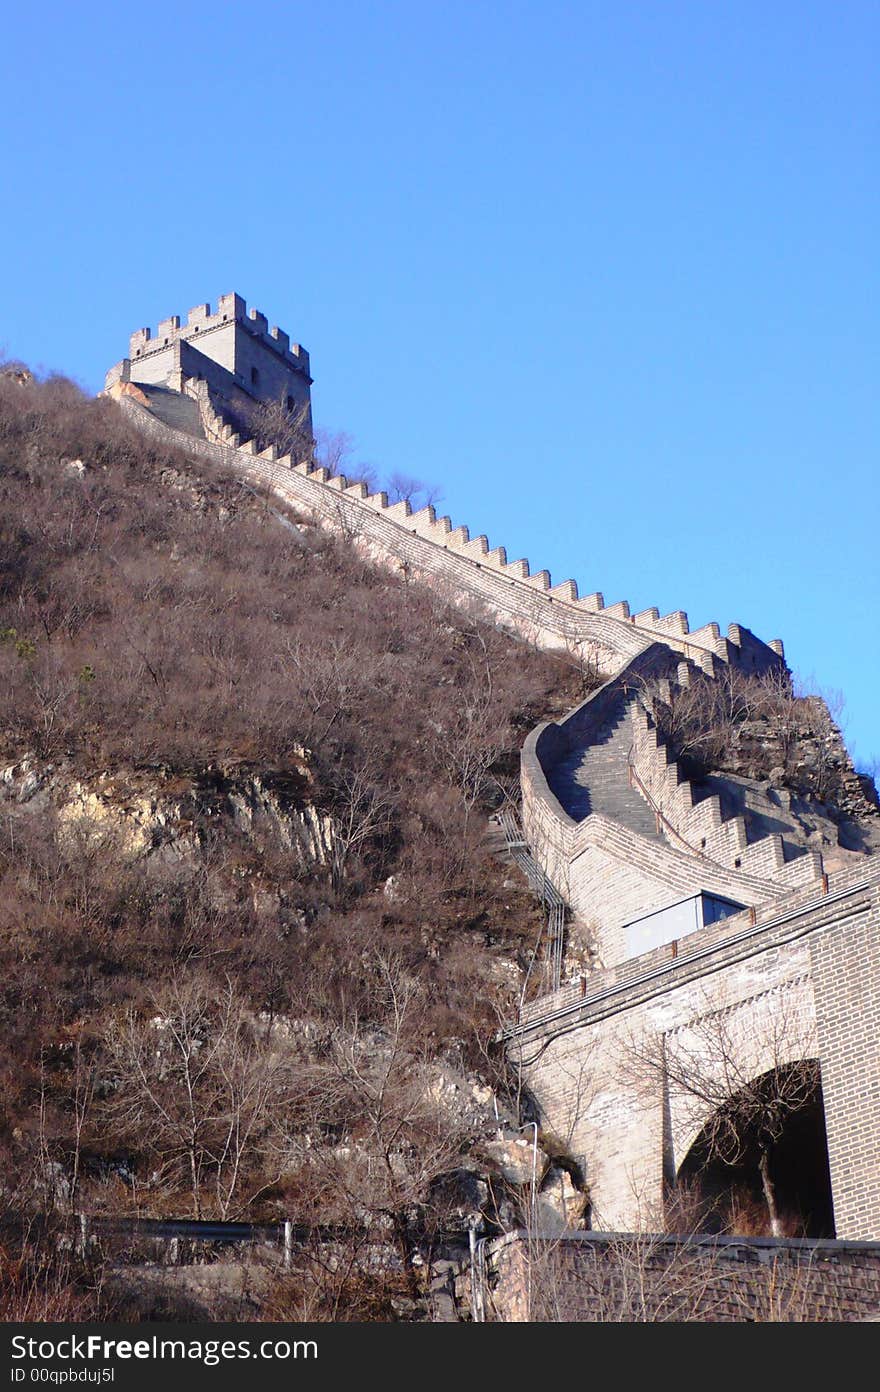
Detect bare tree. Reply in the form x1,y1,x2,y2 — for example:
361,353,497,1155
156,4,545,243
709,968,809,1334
278,952,470,1292
510,1231,725,1322
428,628,506,861
313,427,354,476
326,755,397,894
313,428,377,491
241,393,314,464
102,974,293,1219
283,639,387,750
642,665,859,809
495,1229,857,1322
622,984,820,1236
386,472,442,510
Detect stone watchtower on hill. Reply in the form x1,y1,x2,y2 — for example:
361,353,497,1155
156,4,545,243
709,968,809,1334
104,292,312,432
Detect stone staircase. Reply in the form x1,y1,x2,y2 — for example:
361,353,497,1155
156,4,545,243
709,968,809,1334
547,691,661,841
137,384,206,439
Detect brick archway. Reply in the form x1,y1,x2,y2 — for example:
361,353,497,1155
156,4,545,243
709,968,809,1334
672,1060,834,1237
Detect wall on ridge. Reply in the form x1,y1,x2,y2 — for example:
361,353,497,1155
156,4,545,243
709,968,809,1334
116,393,649,671
117,377,787,676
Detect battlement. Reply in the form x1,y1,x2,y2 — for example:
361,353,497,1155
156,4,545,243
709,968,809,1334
127,292,310,377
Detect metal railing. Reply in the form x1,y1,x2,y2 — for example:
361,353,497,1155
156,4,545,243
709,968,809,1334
498,809,567,992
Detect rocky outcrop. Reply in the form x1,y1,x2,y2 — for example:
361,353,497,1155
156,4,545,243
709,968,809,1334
0,754,335,869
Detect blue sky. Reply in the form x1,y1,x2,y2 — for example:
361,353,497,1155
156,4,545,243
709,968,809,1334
2,1,877,768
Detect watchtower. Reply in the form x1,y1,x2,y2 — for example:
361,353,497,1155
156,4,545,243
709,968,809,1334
104,292,312,430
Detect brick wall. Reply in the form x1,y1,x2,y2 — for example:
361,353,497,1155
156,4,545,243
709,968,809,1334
809,882,880,1239
520,660,823,966
112,377,781,672
488,1231,880,1321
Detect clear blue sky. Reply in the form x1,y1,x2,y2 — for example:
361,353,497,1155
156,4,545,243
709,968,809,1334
2,1,877,769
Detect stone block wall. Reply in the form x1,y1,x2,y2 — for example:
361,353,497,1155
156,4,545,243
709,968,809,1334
113,394,663,669
628,703,823,877
488,1231,880,1321
111,372,783,674
520,660,823,966
809,880,880,1240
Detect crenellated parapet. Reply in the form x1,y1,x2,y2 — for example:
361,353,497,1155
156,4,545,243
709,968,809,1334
112,371,787,684
127,292,310,377
519,646,824,966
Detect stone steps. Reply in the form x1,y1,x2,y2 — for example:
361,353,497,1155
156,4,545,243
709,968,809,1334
548,694,661,840
138,384,206,440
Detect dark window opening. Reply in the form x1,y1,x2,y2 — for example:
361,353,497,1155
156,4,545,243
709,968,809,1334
287,395,295,411
251,367,259,387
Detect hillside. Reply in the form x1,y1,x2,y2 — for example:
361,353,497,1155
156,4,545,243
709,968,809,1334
3,362,879,1324
0,368,583,1319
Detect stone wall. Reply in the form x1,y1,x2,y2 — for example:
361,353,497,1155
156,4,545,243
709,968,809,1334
520,654,822,966
627,702,827,875
113,382,783,675
113,395,686,670
488,1230,880,1321
809,884,880,1240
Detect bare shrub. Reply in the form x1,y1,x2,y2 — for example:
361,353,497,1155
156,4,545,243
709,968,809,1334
622,985,821,1236
235,393,314,463
101,974,296,1220
498,1231,865,1322
386,471,442,510
645,665,858,808
0,366,579,1277
519,1233,725,1322
314,428,377,490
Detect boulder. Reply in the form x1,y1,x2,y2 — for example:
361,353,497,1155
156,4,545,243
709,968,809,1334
482,1136,550,1187
539,1166,589,1227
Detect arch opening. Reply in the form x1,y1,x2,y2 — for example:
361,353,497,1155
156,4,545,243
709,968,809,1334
670,1061,834,1238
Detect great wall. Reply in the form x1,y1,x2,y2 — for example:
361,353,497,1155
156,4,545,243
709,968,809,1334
105,296,880,1250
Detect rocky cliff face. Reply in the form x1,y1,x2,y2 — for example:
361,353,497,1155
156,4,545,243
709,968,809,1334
1,753,335,868
713,699,878,822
